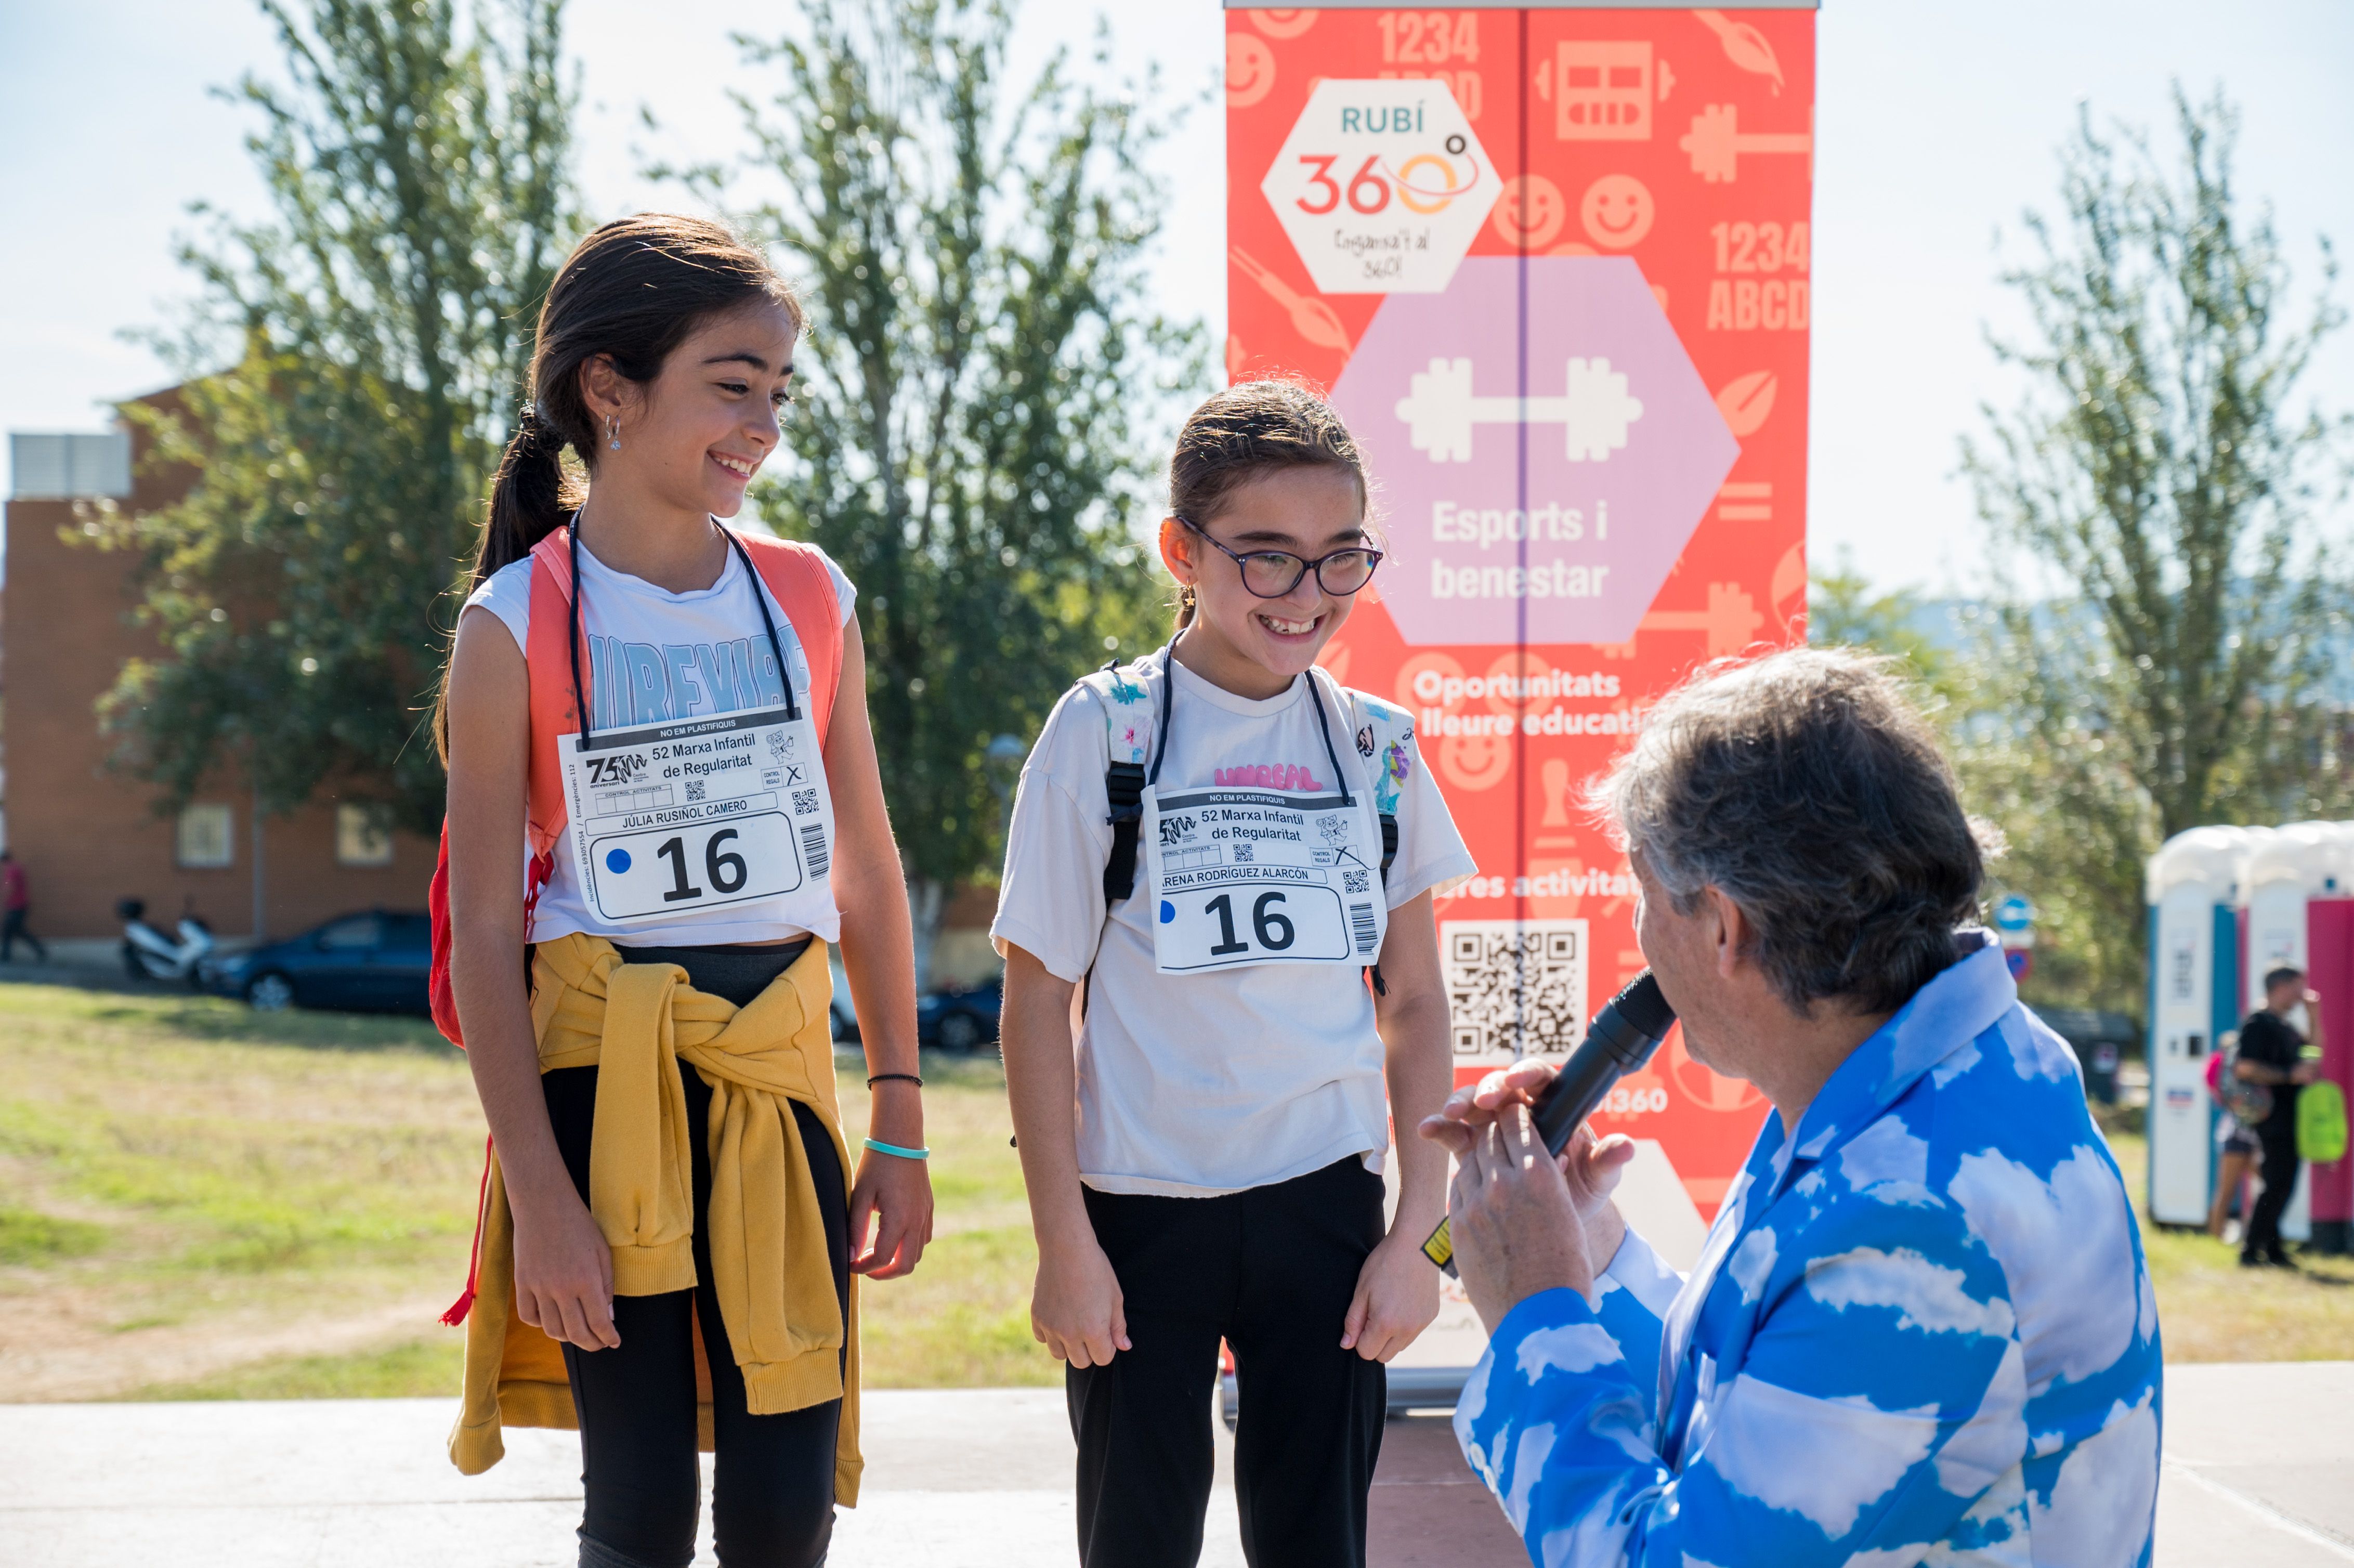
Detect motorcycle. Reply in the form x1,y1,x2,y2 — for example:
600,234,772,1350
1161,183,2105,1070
119,898,216,987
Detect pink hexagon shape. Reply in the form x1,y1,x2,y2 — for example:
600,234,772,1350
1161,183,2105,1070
1331,256,1738,646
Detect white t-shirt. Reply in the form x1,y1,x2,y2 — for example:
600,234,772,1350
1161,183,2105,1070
462,530,857,947
991,646,1475,1197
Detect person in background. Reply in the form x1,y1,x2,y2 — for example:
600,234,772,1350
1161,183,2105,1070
2236,966,2323,1269
1,850,48,964
2204,1032,2258,1242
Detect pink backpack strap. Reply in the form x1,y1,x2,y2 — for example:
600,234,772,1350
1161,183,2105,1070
524,529,586,859
733,532,844,744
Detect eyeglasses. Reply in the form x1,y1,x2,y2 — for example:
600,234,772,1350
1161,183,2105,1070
1176,516,1384,599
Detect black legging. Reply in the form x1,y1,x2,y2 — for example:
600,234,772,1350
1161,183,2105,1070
2245,1090,2302,1261
542,940,850,1568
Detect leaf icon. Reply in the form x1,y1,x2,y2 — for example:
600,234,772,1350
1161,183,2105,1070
1694,10,1785,94
1714,370,1777,436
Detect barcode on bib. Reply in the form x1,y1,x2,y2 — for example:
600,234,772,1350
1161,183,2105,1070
1350,903,1378,955
799,822,830,879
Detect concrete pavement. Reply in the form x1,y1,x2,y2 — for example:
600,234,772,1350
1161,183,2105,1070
2,1364,2346,1565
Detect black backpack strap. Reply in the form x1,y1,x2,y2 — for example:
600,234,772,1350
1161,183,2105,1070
1380,813,1399,890
1103,760,1147,903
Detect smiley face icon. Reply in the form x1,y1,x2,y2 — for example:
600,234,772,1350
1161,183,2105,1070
1226,33,1276,109
1580,174,1655,250
1489,173,1566,250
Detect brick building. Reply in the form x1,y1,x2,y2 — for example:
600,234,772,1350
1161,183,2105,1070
4,391,435,946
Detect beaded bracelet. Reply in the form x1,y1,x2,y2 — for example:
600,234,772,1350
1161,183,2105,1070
864,1137,931,1161
866,1072,925,1089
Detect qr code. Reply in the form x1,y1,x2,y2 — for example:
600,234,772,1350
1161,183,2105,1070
685,778,706,803
1233,843,1254,864
1343,868,1370,894
792,788,820,816
1443,920,1590,1060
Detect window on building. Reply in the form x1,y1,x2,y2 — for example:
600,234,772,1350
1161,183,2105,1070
176,804,234,868
336,803,394,867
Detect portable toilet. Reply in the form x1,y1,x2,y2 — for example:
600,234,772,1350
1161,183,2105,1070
2230,821,2354,1247
2147,827,2258,1225
2241,822,2340,1009
2243,821,2354,1252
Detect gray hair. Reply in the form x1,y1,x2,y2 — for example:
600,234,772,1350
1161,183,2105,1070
1594,648,1985,1016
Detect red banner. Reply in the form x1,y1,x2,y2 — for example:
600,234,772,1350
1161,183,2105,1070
1227,4,1815,1221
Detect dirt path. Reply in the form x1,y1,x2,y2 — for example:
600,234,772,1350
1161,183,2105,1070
0,1286,459,1402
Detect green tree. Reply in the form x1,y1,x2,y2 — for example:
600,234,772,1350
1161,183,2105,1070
89,0,574,843
1807,548,1953,693
1955,88,2351,1013
704,0,1203,974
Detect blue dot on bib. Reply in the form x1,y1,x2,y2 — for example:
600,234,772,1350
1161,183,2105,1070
606,848,632,874
1159,899,1175,924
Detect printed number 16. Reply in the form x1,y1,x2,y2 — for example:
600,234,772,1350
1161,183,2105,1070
1206,891,1295,955
657,828,749,903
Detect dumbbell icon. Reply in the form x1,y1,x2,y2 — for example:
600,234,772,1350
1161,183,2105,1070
1394,356,1644,464
1679,104,1812,184
1641,582,1766,657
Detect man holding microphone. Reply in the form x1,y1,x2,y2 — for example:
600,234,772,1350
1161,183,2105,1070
1423,650,2162,1567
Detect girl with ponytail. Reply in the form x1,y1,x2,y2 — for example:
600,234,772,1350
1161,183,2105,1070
437,214,930,1568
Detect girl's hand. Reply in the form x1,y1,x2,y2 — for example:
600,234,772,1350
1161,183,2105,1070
1342,1231,1441,1362
849,1149,934,1279
511,1183,620,1351
1032,1230,1130,1368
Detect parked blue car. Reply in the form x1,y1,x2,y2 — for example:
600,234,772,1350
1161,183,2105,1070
918,978,1002,1052
208,910,432,1015
831,972,1002,1051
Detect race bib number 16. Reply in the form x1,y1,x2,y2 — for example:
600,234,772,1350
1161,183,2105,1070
1144,784,1387,975
559,705,834,925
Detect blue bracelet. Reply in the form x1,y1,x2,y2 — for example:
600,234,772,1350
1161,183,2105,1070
863,1136,931,1161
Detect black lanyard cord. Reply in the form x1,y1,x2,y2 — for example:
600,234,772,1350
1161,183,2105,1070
564,516,802,752
1146,633,1354,807
566,516,594,750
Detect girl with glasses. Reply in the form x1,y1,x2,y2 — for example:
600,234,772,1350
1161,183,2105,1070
992,380,1474,1567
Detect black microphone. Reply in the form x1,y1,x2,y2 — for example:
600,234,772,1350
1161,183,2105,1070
1421,971,1678,1276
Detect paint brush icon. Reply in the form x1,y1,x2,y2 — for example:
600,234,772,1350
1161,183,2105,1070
1230,246,1354,355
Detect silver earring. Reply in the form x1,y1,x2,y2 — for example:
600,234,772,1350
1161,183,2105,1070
605,414,620,452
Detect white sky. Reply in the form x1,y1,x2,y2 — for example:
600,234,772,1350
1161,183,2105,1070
3,1,2349,593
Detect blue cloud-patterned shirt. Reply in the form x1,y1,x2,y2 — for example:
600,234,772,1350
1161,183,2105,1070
1455,933,2163,1567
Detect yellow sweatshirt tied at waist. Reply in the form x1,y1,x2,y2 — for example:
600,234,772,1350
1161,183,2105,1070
447,932,861,1505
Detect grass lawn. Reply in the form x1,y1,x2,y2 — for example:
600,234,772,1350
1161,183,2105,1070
4,978,2346,1401
2098,1113,2354,1362
0,979,1055,1401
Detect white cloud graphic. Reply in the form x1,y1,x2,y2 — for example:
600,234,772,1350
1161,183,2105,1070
1607,1228,1688,1319
1517,1322,1624,1381
1503,1420,1559,1532
1455,1346,1498,1463
1999,1010,2078,1083
2025,1392,2158,1565
1537,1498,1640,1568
1840,1118,1937,1206
1806,1247,2016,1339
1730,1226,1778,1304
1932,1340,2028,1496
1948,1145,2137,1389
1702,1374,1938,1536
1931,1034,1983,1088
